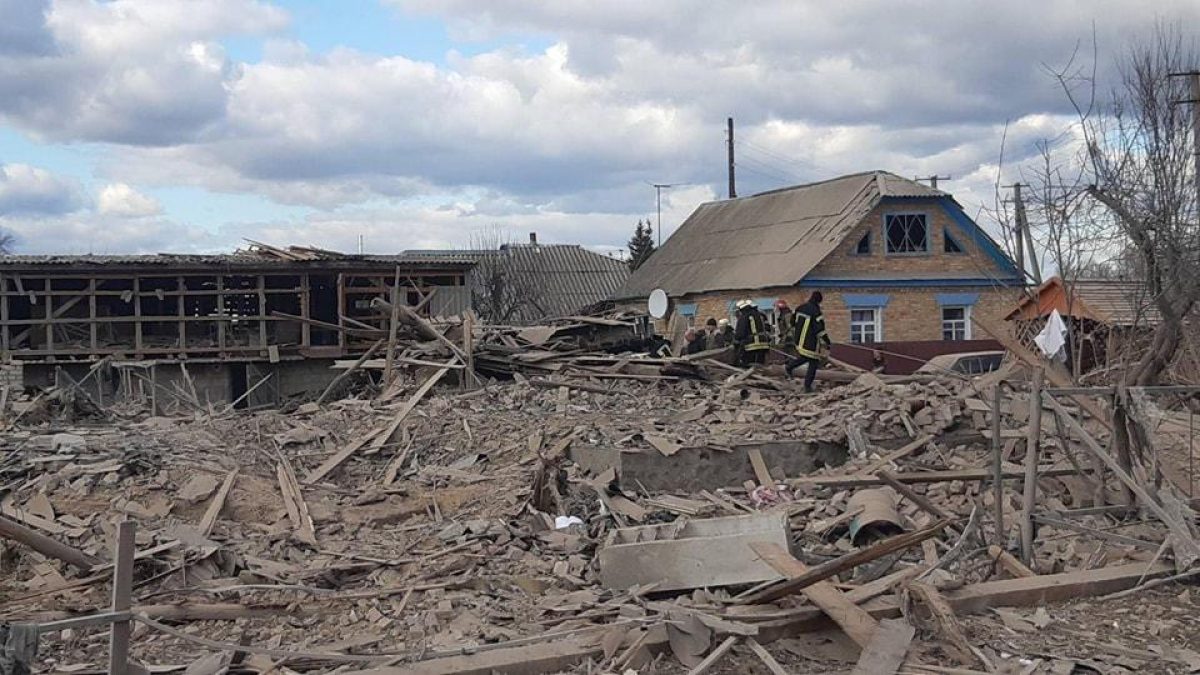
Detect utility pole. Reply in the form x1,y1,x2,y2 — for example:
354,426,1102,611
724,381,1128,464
1012,183,1041,285
726,117,737,199
915,175,952,190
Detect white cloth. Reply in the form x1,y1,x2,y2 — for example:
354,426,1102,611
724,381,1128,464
1034,309,1068,360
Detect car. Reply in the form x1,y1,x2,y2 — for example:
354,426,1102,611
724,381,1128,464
916,350,1005,375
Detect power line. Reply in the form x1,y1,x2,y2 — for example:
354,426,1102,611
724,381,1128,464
738,140,816,172
734,161,796,187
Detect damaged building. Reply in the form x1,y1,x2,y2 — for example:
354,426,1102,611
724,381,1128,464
0,245,474,408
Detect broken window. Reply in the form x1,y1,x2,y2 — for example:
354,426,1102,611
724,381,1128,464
941,306,971,340
850,308,880,344
884,214,928,253
854,233,870,255
944,230,965,253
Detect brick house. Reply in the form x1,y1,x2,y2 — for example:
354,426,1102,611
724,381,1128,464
615,171,1023,372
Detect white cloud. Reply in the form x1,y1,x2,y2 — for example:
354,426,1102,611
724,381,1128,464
97,182,162,217
1,0,1198,254
0,163,84,215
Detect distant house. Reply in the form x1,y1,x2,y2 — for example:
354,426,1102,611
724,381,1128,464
1007,276,1159,327
614,171,1023,372
1006,276,1160,372
411,234,629,325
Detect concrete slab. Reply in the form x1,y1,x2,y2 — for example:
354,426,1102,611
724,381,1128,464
598,511,791,592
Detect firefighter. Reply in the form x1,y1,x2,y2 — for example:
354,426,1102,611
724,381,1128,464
785,291,833,392
774,299,795,344
716,318,733,348
734,299,770,366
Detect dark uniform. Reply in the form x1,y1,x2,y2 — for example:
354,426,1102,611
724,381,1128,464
785,293,832,391
685,331,708,355
734,304,770,366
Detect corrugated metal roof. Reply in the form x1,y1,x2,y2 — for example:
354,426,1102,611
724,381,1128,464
616,171,947,299
1009,276,1162,325
0,252,476,268
471,244,629,324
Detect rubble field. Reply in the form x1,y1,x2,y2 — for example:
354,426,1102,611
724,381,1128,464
3,316,1200,675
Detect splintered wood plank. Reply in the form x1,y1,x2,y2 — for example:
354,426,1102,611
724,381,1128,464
369,364,453,454
686,636,740,675
199,469,238,537
739,521,948,604
745,639,792,675
303,432,378,484
747,448,776,489
748,542,878,648
858,435,933,476
1045,394,1200,568
276,458,316,546
908,582,978,667
987,545,1035,578
849,618,914,675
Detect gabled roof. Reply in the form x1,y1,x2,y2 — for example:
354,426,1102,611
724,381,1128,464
1007,276,1161,326
617,170,965,299
411,244,629,324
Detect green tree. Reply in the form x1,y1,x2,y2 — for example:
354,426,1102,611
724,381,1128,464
627,219,656,271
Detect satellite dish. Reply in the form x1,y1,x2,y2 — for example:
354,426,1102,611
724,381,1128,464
647,288,670,319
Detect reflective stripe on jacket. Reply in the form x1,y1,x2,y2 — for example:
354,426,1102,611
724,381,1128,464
745,312,769,351
794,305,827,359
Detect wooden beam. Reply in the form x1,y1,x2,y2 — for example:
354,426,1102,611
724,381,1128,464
0,513,102,571
791,465,1080,489
686,636,740,675
342,562,1173,675
384,268,402,386
1021,367,1044,564
369,362,454,453
738,521,948,604
908,582,977,667
858,435,934,476
849,618,913,675
316,339,384,405
199,469,239,537
987,545,1035,578
1044,394,1200,567
108,520,135,675
1032,513,1161,551
747,542,878,648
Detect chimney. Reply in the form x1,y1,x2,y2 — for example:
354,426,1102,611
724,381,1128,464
529,232,538,245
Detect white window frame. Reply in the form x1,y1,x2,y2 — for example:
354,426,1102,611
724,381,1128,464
941,305,971,341
883,213,930,255
849,307,883,344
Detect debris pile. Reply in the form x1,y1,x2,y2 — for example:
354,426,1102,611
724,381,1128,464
2,334,1200,674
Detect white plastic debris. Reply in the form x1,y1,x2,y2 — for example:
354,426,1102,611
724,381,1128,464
555,515,584,529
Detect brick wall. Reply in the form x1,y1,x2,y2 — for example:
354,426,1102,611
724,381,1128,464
682,285,1018,344
811,199,999,278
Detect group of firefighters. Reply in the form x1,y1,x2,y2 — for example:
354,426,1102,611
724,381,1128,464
681,291,832,392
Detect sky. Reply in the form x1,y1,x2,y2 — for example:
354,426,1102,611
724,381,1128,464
0,0,1196,257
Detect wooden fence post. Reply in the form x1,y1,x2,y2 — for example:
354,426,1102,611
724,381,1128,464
108,519,135,675
1021,367,1044,565
992,383,1004,545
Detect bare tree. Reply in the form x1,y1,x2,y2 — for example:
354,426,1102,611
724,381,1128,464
1037,25,1199,386
0,230,14,254
467,225,546,325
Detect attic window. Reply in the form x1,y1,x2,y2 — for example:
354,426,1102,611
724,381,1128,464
854,233,870,255
944,230,965,253
884,214,928,253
